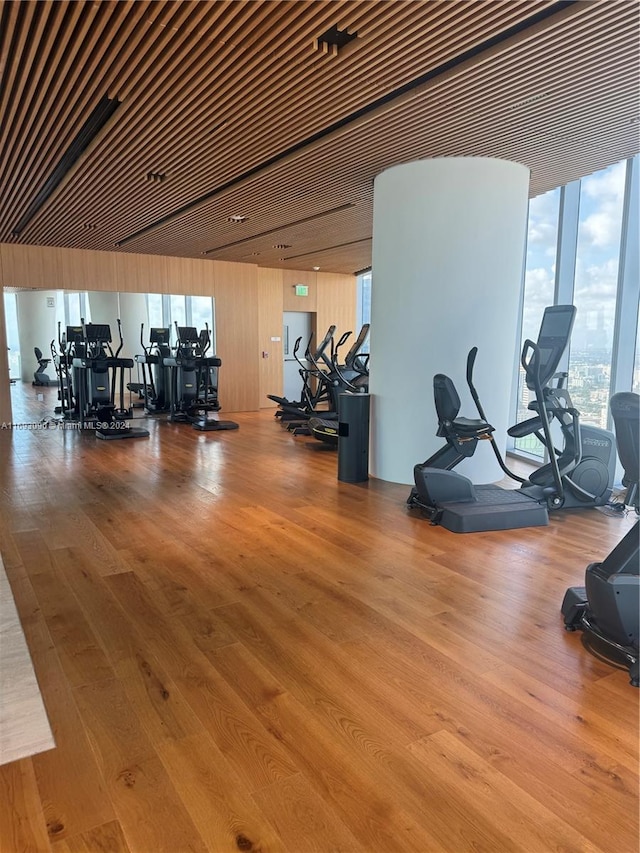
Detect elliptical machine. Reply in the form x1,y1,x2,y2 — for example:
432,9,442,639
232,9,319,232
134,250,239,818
163,324,238,432
133,324,172,413
561,392,639,686
409,305,617,533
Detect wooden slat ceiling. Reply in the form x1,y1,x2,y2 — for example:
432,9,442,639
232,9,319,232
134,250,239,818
1,0,638,275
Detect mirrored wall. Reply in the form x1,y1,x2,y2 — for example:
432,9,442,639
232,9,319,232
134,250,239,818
3,288,216,383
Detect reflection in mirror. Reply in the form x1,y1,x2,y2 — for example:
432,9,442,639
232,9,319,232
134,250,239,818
2,288,216,384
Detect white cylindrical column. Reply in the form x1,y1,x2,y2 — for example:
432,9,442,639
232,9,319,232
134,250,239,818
16,290,59,382
369,157,530,485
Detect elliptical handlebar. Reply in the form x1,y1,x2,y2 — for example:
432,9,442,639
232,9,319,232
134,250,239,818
115,318,124,358
521,339,542,389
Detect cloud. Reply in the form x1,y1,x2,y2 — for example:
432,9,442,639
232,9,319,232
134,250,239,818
578,161,626,249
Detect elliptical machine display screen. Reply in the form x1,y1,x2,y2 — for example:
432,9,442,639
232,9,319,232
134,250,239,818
526,304,576,389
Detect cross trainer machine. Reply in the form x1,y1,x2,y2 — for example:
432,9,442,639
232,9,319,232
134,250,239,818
408,305,616,533
561,392,639,686
71,321,149,440
133,325,172,413
163,324,238,432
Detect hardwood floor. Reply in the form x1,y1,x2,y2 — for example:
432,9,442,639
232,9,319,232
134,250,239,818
0,382,638,853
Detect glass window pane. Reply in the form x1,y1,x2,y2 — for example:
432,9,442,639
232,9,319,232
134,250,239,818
357,272,371,353
568,161,626,428
633,301,640,393
514,187,561,456
170,294,186,327
147,293,163,328
189,296,215,351
65,292,81,325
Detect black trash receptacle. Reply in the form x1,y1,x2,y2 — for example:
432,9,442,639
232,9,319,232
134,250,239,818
338,393,370,483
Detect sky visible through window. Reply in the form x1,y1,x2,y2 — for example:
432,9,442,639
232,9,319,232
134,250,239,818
568,162,625,427
514,159,628,458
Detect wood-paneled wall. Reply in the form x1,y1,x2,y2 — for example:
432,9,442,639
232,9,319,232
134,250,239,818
257,268,285,406
282,269,318,312
316,271,357,346
0,243,355,418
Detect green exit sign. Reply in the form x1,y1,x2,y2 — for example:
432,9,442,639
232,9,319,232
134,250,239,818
294,284,309,296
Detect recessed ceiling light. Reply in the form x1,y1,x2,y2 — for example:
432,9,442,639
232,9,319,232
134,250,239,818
228,214,247,223
312,266,320,271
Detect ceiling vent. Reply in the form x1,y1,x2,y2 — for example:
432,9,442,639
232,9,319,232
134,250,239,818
273,244,291,250
313,24,357,57
12,95,121,236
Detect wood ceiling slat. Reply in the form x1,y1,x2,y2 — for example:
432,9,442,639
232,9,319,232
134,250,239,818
127,1,588,211
115,1,546,191
112,1,236,100
43,0,370,211
0,1,46,150
0,1,151,231
1,0,637,274
21,0,544,240
67,49,636,245
0,2,99,211
8,0,308,236
122,71,636,262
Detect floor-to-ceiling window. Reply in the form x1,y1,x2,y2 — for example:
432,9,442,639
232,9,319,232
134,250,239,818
145,293,216,351
357,271,372,351
514,187,561,455
511,154,639,459
568,161,626,428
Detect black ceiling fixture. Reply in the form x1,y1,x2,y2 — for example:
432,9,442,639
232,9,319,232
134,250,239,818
12,95,121,236
313,24,357,57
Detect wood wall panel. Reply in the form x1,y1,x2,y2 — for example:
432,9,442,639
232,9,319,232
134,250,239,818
165,255,192,295
69,248,118,293
316,272,357,344
257,267,284,407
0,244,356,417
282,269,317,312
213,261,260,413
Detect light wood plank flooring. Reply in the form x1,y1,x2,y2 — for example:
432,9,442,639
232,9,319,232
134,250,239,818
0,383,638,853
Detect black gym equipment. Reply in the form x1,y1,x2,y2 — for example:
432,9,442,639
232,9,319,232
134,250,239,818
163,324,238,432
51,324,84,419
133,325,172,413
32,346,53,386
408,305,616,533
561,392,639,687
70,321,149,440
267,324,338,425
309,323,370,445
